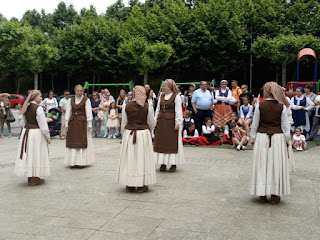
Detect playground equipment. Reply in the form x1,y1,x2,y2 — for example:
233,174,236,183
285,48,319,97
84,81,135,93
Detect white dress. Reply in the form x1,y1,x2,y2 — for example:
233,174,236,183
117,103,156,186
154,92,185,165
250,99,291,196
64,96,95,166
14,102,50,177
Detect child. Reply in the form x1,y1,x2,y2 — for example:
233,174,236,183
124,92,133,105
46,109,59,123
230,122,248,150
238,96,253,138
202,117,220,143
107,102,119,139
223,112,241,144
181,110,194,131
182,122,199,143
292,127,307,151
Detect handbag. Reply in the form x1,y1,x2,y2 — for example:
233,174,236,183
6,110,15,123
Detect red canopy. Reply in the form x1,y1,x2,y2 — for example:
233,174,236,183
297,48,317,62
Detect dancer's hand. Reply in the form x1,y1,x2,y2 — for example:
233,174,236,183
174,125,179,131
47,139,51,144
88,126,92,131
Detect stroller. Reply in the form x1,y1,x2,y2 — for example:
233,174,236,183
47,108,61,137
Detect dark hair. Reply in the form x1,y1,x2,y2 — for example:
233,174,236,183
243,95,250,101
110,101,116,109
48,90,54,95
205,117,212,123
231,112,238,117
304,84,313,92
64,90,70,94
241,84,248,89
184,110,191,116
188,122,195,127
230,122,237,129
259,87,264,97
206,81,212,86
294,127,302,132
214,84,220,88
231,80,238,84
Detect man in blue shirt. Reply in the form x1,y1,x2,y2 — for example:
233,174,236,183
191,81,214,135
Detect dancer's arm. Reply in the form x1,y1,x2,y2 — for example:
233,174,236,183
250,103,260,142
281,105,291,144
85,99,93,128
147,104,155,131
36,106,50,140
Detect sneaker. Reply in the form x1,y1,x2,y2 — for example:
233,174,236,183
113,135,116,139
107,135,111,139
242,146,247,150
236,145,241,151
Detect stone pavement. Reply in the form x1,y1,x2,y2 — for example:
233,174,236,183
0,137,319,240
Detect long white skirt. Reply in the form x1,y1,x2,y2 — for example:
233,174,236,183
64,129,95,166
154,127,185,165
250,133,290,196
14,128,50,177
117,129,156,186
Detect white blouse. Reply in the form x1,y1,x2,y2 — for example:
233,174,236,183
215,88,236,105
290,95,314,110
250,99,290,143
155,92,183,127
292,134,306,142
65,96,93,128
41,97,58,113
121,102,155,133
202,125,215,134
183,129,199,138
30,101,50,140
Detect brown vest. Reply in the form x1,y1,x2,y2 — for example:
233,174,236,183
25,103,40,129
257,100,283,135
20,103,40,159
66,97,88,149
154,93,178,154
125,101,149,144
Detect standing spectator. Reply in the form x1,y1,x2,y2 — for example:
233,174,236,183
231,80,242,113
59,90,71,140
100,88,115,102
99,93,113,137
116,89,127,136
0,93,12,138
124,92,133,105
91,91,101,137
291,87,314,134
214,80,235,136
185,84,196,111
239,84,253,106
41,90,58,114
177,85,185,111
307,95,320,143
147,89,157,112
145,84,156,99
304,84,317,130
107,102,120,139
191,81,214,135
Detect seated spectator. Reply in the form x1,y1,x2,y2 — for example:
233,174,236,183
308,95,320,144
181,110,194,131
202,117,220,144
223,112,240,144
239,96,253,138
292,127,307,151
230,122,248,150
183,122,199,141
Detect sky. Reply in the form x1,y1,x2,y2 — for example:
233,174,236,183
1,0,131,20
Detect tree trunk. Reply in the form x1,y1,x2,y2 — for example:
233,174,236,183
92,71,96,92
281,62,287,87
17,78,20,94
40,72,43,90
275,69,279,84
144,72,148,85
51,75,54,92
34,73,39,90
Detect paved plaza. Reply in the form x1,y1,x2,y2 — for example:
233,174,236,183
0,132,320,239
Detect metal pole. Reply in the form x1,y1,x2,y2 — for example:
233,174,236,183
249,31,253,92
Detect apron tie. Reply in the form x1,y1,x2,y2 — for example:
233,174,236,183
130,130,137,144
20,128,30,160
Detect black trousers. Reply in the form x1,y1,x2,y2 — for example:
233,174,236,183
194,109,212,135
232,105,238,113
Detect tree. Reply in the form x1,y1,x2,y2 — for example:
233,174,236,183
21,9,41,28
118,36,173,84
253,34,320,87
51,2,79,29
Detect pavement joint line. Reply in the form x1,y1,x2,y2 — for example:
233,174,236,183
312,181,320,216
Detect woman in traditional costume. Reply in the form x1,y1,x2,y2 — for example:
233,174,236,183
290,87,314,134
65,85,94,167
154,79,184,172
117,86,156,193
250,82,291,204
214,80,236,135
14,90,51,185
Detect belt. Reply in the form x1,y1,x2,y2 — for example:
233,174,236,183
20,128,30,159
129,128,149,144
